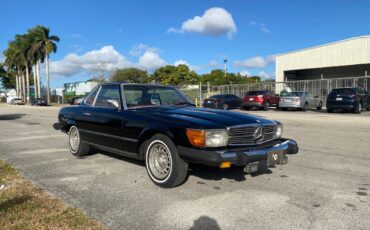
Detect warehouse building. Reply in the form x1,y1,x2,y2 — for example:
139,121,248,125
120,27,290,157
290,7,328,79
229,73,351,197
275,36,370,82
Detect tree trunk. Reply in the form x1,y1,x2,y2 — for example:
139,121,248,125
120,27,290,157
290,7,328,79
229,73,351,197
25,63,30,103
45,54,50,104
33,65,37,98
37,60,41,98
15,74,19,97
22,74,26,102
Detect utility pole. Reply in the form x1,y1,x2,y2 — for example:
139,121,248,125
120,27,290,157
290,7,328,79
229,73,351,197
223,59,228,77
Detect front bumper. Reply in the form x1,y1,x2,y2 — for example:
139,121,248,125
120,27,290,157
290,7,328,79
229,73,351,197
243,102,263,108
178,138,298,169
279,101,302,108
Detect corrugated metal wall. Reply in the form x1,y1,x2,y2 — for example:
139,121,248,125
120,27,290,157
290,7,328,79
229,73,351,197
276,36,370,82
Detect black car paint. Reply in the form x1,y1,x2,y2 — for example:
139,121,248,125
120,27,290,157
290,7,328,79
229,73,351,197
203,94,242,109
326,87,370,111
55,83,298,168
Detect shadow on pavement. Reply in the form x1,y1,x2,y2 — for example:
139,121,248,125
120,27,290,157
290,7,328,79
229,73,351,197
189,164,272,182
0,114,26,120
189,216,221,230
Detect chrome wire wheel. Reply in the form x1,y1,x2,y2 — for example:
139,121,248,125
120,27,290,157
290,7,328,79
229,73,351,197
147,141,172,182
69,126,80,153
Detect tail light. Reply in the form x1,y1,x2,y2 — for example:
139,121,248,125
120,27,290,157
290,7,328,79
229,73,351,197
257,95,263,98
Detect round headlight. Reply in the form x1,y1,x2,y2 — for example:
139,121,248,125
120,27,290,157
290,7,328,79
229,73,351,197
275,124,283,138
205,130,228,147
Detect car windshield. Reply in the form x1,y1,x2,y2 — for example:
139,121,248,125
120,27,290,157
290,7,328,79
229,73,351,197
330,88,354,96
246,91,268,96
285,92,303,97
122,85,193,108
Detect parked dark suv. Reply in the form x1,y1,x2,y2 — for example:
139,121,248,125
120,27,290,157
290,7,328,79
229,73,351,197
326,87,369,113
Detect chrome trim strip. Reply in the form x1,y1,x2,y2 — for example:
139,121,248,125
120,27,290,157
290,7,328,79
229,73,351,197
92,86,102,106
79,129,138,143
84,141,138,158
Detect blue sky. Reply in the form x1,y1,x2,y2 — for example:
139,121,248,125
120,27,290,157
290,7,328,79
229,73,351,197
1,0,370,88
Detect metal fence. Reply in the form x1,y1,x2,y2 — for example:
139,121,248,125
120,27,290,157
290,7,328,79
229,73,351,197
209,76,370,106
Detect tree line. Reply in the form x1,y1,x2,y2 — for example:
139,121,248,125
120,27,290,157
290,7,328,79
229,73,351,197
96,65,262,86
1,25,59,103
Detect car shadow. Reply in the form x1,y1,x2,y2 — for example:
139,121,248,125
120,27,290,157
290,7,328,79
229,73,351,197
189,216,221,230
189,164,272,182
0,114,26,120
85,149,145,167
82,149,273,183
311,109,369,114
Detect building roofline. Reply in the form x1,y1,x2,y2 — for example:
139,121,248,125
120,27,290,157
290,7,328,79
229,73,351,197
276,35,370,57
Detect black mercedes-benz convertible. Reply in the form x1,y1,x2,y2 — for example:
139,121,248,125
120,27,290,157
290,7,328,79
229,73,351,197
54,83,299,188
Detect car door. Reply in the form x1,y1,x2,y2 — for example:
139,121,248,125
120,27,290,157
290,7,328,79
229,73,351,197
306,92,314,108
79,84,133,151
231,95,241,108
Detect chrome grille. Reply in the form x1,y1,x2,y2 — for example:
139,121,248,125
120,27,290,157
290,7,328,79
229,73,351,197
228,125,276,146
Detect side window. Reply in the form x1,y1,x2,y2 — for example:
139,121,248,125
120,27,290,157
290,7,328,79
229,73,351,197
94,85,121,108
84,87,99,106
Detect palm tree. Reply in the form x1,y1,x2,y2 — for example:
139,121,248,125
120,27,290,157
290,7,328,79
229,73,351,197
31,26,59,104
4,42,23,99
14,34,33,103
27,28,45,99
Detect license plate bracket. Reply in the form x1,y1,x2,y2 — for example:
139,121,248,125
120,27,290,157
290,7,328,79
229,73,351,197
267,150,285,166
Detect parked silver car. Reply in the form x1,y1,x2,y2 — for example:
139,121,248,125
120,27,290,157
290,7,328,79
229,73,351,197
279,91,322,111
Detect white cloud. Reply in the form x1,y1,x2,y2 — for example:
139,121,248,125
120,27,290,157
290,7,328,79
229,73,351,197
129,44,159,57
138,50,166,71
205,60,220,68
68,33,82,38
168,7,237,37
239,70,251,77
234,55,275,68
50,46,133,76
174,59,200,71
258,71,274,80
249,21,271,34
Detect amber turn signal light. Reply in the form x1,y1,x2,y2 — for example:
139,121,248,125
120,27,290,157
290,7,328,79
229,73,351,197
186,129,205,147
219,162,231,169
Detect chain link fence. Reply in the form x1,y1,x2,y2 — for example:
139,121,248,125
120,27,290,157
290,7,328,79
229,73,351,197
207,76,370,106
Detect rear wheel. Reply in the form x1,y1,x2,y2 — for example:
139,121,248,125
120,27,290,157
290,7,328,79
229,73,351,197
302,103,308,111
68,126,90,157
222,103,229,110
144,134,188,188
354,102,362,114
317,102,323,110
263,102,270,111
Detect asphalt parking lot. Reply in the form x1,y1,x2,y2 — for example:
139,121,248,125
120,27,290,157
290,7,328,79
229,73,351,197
1,104,369,230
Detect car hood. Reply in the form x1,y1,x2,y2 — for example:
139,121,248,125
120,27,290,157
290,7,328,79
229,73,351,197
131,106,276,129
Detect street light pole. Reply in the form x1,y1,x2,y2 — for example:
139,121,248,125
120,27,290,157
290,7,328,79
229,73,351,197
223,59,228,77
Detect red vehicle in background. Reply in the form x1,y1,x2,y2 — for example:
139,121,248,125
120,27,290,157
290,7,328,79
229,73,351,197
243,90,280,110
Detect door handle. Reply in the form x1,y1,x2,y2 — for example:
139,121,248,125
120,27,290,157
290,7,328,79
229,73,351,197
83,112,91,116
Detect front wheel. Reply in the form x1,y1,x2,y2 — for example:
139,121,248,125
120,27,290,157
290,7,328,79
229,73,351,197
317,102,323,110
222,103,229,110
68,126,90,157
145,134,188,188
354,102,362,114
302,103,308,111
